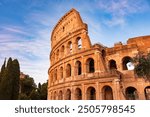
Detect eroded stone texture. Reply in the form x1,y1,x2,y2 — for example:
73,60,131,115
48,8,150,100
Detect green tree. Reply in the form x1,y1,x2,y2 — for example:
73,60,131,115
0,58,13,99
133,52,150,81
39,81,48,100
0,58,20,100
18,93,29,100
29,89,40,100
20,76,36,96
11,59,20,99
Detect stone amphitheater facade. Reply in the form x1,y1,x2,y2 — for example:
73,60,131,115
48,8,150,100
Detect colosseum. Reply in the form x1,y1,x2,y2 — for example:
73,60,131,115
48,8,150,100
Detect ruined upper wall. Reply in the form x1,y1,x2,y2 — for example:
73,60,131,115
51,8,88,48
127,35,150,52
106,35,150,55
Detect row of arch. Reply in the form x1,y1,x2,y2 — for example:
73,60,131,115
52,85,113,100
109,56,134,70
50,58,95,82
51,37,82,64
50,56,135,83
51,86,150,100
125,86,150,100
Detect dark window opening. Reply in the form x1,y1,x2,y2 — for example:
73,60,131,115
109,60,117,70
60,67,63,79
63,26,65,32
58,91,63,100
122,56,134,70
103,86,113,100
76,61,82,75
102,50,106,59
87,58,95,73
65,89,71,100
75,88,82,100
126,87,138,100
145,86,150,100
66,64,71,77
77,37,82,49
87,87,96,100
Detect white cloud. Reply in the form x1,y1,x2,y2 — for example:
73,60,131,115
0,24,50,84
2,26,29,36
97,0,149,26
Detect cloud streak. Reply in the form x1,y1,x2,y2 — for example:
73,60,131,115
0,23,50,84
97,0,149,26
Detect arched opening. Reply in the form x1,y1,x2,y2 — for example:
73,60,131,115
53,53,55,63
67,41,72,54
61,45,65,57
75,88,82,100
102,86,113,100
66,64,71,77
75,61,82,75
60,67,63,79
51,53,55,64
122,56,134,70
58,91,63,100
54,69,57,81
109,60,117,70
63,26,65,32
86,87,96,100
102,49,106,60
77,37,82,49
86,58,95,73
56,49,59,60
126,87,138,100
144,86,150,100
65,89,71,100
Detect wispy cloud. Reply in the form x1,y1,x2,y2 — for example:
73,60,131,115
2,26,29,35
97,0,149,26
0,23,50,84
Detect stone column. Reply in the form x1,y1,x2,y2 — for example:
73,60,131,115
137,82,145,100
71,86,75,100
72,38,77,54
63,62,66,82
113,78,121,100
62,90,65,100
99,85,103,100
95,51,100,73
71,59,74,81
96,82,100,100
82,84,86,100
82,56,86,75
95,51,106,73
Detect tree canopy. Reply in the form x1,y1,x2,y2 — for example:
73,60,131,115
0,57,47,100
133,52,150,81
0,58,20,100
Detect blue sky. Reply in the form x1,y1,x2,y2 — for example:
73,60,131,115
0,0,150,84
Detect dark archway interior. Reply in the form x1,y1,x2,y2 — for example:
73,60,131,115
87,87,96,100
126,87,138,100
103,86,113,100
145,86,150,100
109,60,117,70
75,88,82,100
